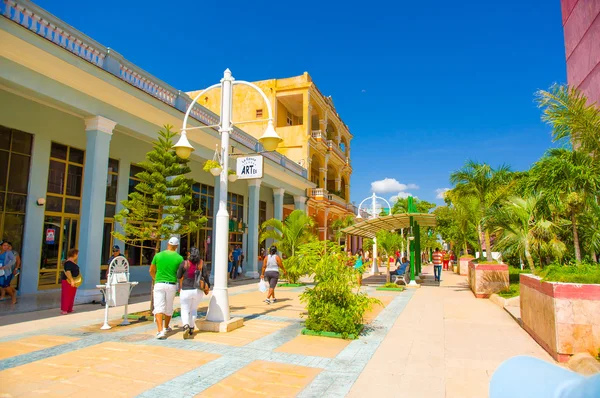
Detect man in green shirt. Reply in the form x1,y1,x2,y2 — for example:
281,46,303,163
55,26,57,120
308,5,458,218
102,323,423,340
150,237,183,340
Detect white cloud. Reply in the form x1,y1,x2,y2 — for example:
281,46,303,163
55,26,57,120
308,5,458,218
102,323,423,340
371,178,419,194
435,188,450,199
389,191,413,203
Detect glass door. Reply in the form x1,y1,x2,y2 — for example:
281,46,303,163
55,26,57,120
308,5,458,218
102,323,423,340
39,216,78,288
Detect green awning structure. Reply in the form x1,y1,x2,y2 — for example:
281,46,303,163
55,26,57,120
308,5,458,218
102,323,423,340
341,213,436,238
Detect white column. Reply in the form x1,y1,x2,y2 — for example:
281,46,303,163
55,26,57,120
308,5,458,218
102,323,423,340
273,187,285,221
293,195,307,212
77,116,116,303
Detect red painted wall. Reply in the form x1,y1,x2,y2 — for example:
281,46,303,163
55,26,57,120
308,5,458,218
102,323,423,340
561,0,600,105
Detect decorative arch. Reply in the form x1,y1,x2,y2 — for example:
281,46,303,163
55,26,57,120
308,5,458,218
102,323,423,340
327,164,338,192
340,176,348,200
340,136,349,155
326,120,337,141
310,153,322,187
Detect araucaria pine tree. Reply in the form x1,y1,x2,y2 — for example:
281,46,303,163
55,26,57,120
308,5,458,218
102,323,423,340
113,125,206,256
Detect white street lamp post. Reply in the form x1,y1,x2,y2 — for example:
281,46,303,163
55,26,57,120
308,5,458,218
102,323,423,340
356,193,392,275
175,69,282,330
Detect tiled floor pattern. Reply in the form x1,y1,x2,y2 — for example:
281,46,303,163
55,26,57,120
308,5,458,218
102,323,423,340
0,342,219,397
0,286,411,398
0,335,79,361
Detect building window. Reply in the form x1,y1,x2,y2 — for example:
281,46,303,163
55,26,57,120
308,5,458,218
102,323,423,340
100,158,119,280
259,200,267,253
256,109,263,118
40,142,85,288
227,192,245,251
124,163,156,266
0,126,32,291
180,182,214,272
286,111,293,126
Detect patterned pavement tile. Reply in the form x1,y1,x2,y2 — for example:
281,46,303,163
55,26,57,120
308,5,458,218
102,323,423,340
0,335,78,361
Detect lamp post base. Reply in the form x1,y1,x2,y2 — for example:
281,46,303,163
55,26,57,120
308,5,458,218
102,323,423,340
198,317,244,333
406,280,421,289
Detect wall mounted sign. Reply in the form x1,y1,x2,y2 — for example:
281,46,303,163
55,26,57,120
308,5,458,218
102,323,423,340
45,228,55,244
236,155,264,179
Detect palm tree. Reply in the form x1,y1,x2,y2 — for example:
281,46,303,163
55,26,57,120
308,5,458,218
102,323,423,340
536,84,600,156
330,215,356,247
488,195,564,270
259,210,316,257
444,190,481,256
450,161,514,261
376,230,402,283
579,199,600,262
527,149,600,262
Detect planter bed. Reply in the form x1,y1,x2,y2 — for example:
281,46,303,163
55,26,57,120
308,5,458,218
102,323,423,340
459,256,474,276
520,274,600,362
301,327,361,340
468,261,509,298
277,283,305,287
376,287,405,292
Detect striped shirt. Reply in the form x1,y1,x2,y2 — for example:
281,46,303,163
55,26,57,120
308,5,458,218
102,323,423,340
432,252,443,265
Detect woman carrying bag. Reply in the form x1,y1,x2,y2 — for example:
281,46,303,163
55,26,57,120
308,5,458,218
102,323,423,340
177,247,210,339
61,249,81,315
260,245,287,305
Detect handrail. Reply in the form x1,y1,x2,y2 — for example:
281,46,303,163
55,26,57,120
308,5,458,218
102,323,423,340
1,0,308,179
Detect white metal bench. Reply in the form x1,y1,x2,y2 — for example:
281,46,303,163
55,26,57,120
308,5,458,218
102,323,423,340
392,266,410,285
96,256,138,330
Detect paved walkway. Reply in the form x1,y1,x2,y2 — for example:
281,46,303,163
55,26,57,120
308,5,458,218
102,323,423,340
0,267,553,397
348,266,553,398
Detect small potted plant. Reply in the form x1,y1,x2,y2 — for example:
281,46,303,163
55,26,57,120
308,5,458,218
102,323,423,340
203,159,222,177
228,169,238,182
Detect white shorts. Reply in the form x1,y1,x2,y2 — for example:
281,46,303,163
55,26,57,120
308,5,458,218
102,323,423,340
153,283,177,316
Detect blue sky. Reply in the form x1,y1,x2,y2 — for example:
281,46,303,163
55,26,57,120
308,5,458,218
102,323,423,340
36,0,566,205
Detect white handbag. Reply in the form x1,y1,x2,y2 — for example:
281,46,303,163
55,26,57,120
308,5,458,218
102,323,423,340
258,278,267,293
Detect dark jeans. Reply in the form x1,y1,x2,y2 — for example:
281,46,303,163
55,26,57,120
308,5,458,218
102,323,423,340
434,265,442,281
230,261,239,279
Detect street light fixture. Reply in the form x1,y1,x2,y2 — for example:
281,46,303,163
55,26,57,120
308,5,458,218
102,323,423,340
357,192,392,275
176,69,282,330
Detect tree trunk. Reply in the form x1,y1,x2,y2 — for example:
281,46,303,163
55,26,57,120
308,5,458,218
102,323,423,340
571,211,582,262
386,251,390,284
477,224,484,260
484,230,492,262
592,252,598,263
524,242,535,271
463,241,468,257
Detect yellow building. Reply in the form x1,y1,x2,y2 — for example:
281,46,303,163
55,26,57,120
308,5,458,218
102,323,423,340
188,72,355,242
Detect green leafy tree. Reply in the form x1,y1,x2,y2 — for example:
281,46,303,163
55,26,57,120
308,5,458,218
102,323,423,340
450,161,514,260
330,215,356,247
527,149,600,262
536,84,600,156
259,210,316,283
579,200,600,262
299,241,381,337
376,230,402,283
113,126,206,309
391,197,436,214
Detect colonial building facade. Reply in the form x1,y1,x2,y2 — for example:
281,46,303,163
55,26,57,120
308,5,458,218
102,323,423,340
0,1,318,298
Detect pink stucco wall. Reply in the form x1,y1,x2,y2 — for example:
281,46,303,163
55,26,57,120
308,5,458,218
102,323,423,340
561,0,600,105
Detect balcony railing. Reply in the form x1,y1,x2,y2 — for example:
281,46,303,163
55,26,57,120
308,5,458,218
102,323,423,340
311,130,323,139
1,0,308,179
308,188,327,198
327,140,346,161
327,193,347,207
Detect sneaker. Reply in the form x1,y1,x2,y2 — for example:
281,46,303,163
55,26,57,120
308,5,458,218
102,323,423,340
271,298,277,303
183,325,191,340
164,327,172,333
156,330,167,340
264,299,271,304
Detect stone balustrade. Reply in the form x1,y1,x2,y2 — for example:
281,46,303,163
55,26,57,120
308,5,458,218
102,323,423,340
1,0,308,179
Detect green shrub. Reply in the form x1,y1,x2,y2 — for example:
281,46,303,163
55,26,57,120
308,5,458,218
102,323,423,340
300,241,381,338
203,159,221,172
381,283,404,289
497,283,520,298
535,262,600,284
509,267,529,284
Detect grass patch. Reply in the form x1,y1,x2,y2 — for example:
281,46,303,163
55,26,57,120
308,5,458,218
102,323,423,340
509,267,530,283
535,262,600,284
278,283,305,287
497,283,520,298
301,327,360,340
376,283,405,291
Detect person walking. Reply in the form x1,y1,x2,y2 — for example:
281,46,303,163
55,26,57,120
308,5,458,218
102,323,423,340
442,250,450,271
355,249,365,286
177,247,210,339
432,248,443,282
61,249,80,314
150,237,183,340
260,245,287,304
0,241,17,304
231,245,242,280
228,248,234,280
395,250,401,266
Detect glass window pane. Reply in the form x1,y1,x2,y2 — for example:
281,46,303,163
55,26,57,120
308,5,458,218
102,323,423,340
46,195,63,212
5,193,26,213
200,184,207,194
66,165,83,197
51,143,67,160
0,126,10,150
64,198,80,214
106,174,118,202
101,223,112,265
105,203,116,218
2,213,25,252
47,160,66,194
0,151,8,191
0,193,4,212
128,178,139,195
208,185,214,195
68,219,78,254
41,216,61,271
69,148,85,164
8,153,31,194
130,164,144,177
108,158,119,173
11,131,32,154
142,245,154,265
126,245,140,266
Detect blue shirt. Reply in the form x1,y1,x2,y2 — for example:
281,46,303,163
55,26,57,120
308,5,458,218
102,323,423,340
397,261,410,275
0,251,15,272
233,248,242,261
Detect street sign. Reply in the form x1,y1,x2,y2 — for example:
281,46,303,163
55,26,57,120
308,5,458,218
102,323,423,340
236,155,263,179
